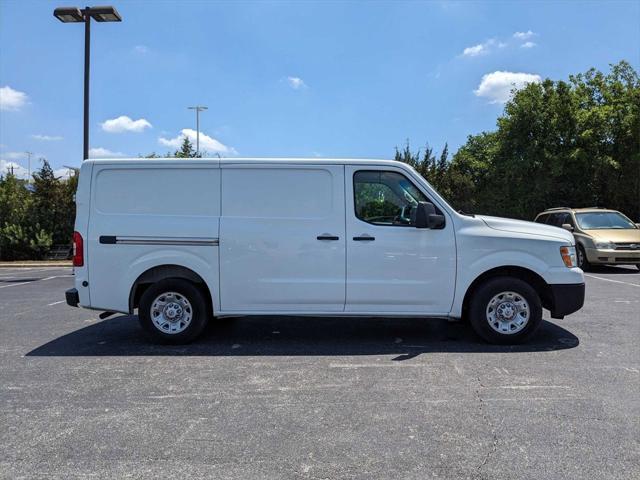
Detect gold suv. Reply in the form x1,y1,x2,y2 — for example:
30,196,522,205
534,207,640,271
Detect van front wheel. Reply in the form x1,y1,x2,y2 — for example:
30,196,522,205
138,279,208,344
469,277,542,344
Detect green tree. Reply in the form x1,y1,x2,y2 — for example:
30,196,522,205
28,159,67,244
426,60,640,220
174,136,201,158
0,172,34,260
0,159,78,260
59,173,78,245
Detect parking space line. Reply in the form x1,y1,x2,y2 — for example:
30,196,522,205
0,275,72,289
0,281,34,289
584,274,640,287
0,268,55,277
47,300,66,306
491,385,571,390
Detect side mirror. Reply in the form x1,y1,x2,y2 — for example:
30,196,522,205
412,202,445,229
561,223,574,232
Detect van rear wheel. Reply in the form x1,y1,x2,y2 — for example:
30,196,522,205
469,277,542,344
138,278,208,344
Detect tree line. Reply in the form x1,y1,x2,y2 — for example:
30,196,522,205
1,61,638,260
0,160,77,260
0,138,202,260
397,60,639,221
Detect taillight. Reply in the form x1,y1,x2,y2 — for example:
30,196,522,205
73,231,84,267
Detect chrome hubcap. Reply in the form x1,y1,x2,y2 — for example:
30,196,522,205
150,292,193,334
486,291,530,335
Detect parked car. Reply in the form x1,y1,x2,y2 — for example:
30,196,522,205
66,158,585,345
534,207,640,271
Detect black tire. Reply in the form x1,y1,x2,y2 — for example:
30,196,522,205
138,278,209,344
469,277,542,345
577,244,590,271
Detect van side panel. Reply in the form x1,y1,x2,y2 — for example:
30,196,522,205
219,165,346,311
87,164,221,313
73,161,93,307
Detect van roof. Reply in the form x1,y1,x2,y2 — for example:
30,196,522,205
84,157,406,167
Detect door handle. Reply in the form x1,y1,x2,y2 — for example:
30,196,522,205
317,235,340,241
353,235,375,241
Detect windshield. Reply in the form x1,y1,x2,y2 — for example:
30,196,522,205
575,212,637,230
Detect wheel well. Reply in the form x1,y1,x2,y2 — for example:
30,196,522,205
461,266,553,316
129,265,214,315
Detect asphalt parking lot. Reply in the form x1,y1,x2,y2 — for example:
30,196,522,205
1,266,638,479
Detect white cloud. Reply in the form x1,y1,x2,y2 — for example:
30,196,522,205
53,167,74,179
474,71,542,104
463,43,488,57
158,129,236,155
101,115,152,133
1,159,72,180
462,33,538,58
461,38,506,58
89,147,125,157
513,30,535,40
287,76,307,89
32,134,64,141
0,85,29,111
0,159,29,179
133,45,148,54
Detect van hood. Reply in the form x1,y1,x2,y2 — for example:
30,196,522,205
478,215,574,243
584,229,640,242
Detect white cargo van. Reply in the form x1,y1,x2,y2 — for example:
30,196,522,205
66,158,585,344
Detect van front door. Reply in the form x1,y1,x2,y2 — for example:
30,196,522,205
345,166,456,314
219,164,346,312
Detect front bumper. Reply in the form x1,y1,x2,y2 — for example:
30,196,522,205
585,248,640,265
548,283,585,319
65,288,79,307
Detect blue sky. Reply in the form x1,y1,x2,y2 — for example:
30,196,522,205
1,0,639,177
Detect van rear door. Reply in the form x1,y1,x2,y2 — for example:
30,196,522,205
219,164,346,311
87,163,221,313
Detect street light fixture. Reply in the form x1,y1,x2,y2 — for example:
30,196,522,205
53,5,122,161
53,7,84,22
86,6,122,22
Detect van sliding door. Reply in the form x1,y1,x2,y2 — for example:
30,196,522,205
219,164,346,312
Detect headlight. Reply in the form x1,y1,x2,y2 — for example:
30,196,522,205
594,241,616,250
560,246,577,268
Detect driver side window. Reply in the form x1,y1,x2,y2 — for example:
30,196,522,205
353,170,428,226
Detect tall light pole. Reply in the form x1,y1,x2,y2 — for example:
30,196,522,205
188,106,208,155
54,6,122,161
25,151,33,183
